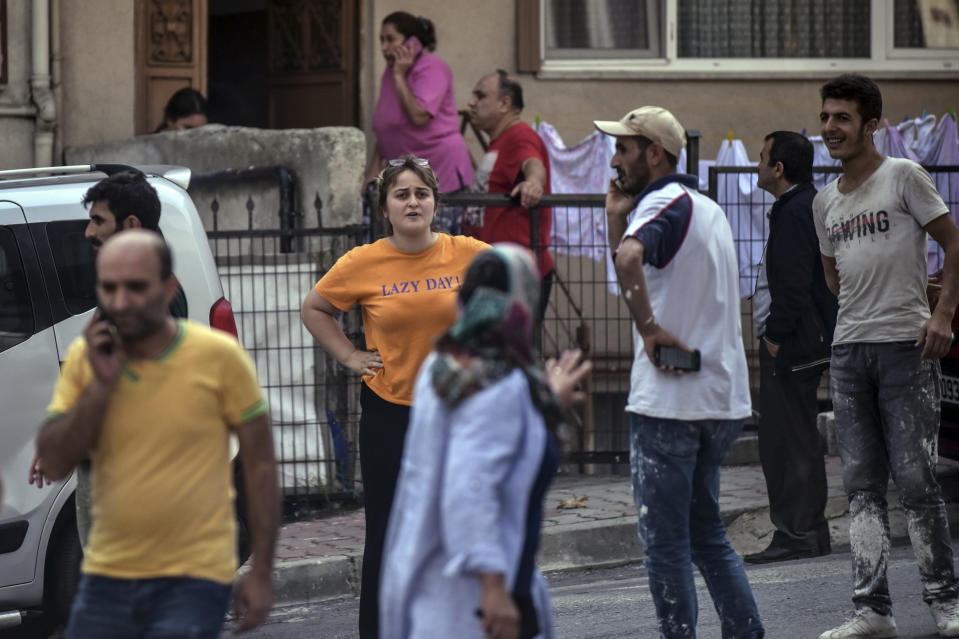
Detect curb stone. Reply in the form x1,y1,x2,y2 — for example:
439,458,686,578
238,555,361,605
256,453,959,606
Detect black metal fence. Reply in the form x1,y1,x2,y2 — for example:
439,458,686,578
190,168,366,502
441,191,630,468
708,164,959,396
191,162,959,490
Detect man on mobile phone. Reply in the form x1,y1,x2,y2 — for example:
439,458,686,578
35,230,279,637
28,170,189,550
596,106,763,638
744,131,837,566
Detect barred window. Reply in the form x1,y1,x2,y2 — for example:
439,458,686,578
520,0,959,75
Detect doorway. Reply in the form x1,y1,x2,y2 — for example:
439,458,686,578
207,0,358,129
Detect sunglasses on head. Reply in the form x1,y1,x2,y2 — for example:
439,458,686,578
388,157,430,167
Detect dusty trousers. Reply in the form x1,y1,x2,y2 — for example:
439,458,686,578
757,344,829,549
831,341,958,615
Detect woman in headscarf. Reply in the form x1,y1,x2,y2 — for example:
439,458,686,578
380,245,590,639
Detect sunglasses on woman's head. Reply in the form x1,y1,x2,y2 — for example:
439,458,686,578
388,157,430,167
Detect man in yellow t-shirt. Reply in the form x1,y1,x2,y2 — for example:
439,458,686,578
36,230,279,638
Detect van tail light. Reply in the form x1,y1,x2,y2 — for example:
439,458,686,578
210,297,238,338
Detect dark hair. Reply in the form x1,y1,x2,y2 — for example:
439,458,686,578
636,135,678,169
155,88,208,132
495,69,524,112
764,131,813,185
459,251,509,305
82,171,161,232
153,234,173,280
382,11,437,51
820,74,882,124
376,155,440,235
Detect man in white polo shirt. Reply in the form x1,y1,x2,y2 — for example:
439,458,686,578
598,106,763,639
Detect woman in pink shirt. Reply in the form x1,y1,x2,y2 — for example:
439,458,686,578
367,12,473,232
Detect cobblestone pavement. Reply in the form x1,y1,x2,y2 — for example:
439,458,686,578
261,455,959,604
271,457,849,564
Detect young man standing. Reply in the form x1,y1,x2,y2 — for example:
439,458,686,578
36,231,279,638
814,74,959,639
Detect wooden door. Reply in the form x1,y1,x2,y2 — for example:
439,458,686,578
267,0,357,128
135,0,208,134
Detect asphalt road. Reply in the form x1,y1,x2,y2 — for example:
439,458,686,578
229,542,955,638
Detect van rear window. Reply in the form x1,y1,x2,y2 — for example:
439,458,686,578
45,221,96,315
0,227,34,353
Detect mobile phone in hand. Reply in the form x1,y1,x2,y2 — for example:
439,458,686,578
405,35,423,57
95,305,118,355
654,345,701,371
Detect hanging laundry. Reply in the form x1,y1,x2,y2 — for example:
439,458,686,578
536,121,619,292
919,115,959,272
902,113,938,162
874,119,921,162
714,138,766,298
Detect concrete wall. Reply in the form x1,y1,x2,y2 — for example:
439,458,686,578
362,0,959,163
0,1,35,169
0,0,135,169
59,0,136,149
64,125,366,227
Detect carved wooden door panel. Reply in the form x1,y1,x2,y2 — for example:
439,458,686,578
267,0,357,128
135,0,207,134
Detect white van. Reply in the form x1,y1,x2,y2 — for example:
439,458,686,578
0,165,241,633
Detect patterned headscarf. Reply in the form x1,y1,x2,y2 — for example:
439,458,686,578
431,244,563,429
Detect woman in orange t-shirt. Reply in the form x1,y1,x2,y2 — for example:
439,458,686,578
301,154,488,638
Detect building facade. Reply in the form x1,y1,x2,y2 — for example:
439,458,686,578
1,0,957,170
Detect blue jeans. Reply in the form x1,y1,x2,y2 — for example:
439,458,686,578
831,342,958,615
630,414,764,639
66,574,232,639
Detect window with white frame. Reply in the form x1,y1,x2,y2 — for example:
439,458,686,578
522,0,959,75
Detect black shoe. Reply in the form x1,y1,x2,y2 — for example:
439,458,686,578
743,541,828,565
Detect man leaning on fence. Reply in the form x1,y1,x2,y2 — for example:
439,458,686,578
462,68,553,319
814,74,959,639
744,131,837,566
598,105,764,639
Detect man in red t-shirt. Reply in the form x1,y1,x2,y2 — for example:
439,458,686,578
462,69,553,319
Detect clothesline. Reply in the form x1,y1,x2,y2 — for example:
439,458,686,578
539,114,959,298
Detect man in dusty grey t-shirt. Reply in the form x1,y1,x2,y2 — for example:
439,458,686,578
815,156,949,343
813,74,959,639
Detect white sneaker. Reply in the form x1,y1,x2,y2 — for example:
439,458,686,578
818,609,898,639
931,600,959,637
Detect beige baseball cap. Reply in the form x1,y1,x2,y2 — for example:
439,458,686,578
594,106,686,157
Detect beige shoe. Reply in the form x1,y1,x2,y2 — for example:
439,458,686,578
818,609,897,639
931,600,959,637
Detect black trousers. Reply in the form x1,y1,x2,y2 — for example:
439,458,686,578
357,383,410,639
758,343,830,549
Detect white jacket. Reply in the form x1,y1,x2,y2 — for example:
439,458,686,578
379,355,553,639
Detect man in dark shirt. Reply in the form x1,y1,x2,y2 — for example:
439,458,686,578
745,131,837,565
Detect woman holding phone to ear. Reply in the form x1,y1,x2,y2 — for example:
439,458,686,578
366,12,473,232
